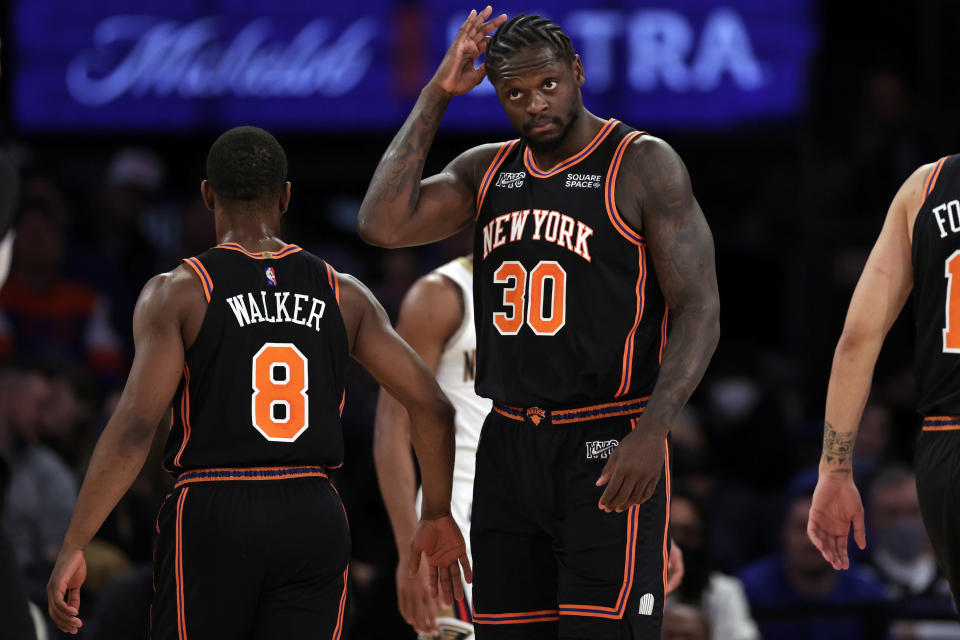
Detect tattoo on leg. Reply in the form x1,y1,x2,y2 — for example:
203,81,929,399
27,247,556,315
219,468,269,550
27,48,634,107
822,421,854,471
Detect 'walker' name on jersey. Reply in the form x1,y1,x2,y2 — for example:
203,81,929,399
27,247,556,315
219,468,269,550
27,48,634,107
480,209,594,262
226,291,327,331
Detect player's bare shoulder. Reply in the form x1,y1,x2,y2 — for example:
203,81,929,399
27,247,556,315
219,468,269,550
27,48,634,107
448,142,515,191
133,264,208,345
614,133,698,234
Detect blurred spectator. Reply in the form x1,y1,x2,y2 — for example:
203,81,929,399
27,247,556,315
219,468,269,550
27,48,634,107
668,487,759,640
0,204,125,380
0,364,77,603
662,603,711,640
739,489,887,639
853,403,893,481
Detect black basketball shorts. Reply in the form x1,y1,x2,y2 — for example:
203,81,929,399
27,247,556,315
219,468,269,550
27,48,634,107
916,420,960,613
151,466,350,640
471,399,670,640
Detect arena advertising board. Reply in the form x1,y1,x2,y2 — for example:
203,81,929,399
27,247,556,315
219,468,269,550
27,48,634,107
10,0,816,133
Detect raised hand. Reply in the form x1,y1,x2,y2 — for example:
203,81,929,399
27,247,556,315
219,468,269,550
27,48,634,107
47,544,87,634
596,428,666,512
430,6,508,97
409,514,472,605
807,473,867,570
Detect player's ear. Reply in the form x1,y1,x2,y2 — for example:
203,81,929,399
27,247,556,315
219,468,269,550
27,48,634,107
572,55,585,87
200,180,216,212
279,181,291,215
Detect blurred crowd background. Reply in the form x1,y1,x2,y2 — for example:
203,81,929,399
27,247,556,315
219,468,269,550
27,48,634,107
3,0,960,638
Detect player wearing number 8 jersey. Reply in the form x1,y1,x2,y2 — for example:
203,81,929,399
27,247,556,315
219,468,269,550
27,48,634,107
809,155,960,618
46,127,471,638
358,9,719,638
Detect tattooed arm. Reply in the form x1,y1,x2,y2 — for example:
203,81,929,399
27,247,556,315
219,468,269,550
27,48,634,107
808,162,931,570
357,8,507,248
595,136,720,512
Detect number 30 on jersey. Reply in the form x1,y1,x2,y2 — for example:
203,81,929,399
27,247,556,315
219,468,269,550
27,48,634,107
493,260,567,336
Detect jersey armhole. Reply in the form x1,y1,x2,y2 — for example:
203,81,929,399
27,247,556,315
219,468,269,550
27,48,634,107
182,257,213,303
476,140,520,219
922,156,949,205
324,262,341,306
604,131,646,247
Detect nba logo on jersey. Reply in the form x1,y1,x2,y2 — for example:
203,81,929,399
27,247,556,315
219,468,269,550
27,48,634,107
264,267,278,286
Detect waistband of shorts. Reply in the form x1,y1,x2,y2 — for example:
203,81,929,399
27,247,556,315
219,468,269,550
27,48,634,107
922,416,960,431
174,465,329,488
493,396,649,426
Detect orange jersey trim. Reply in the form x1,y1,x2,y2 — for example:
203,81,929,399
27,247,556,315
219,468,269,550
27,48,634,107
214,243,303,260
661,438,672,594
616,245,647,397
658,306,670,364
476,140,520,217
174,466,329,488
605,131,645,246
922,416,960,431
473,610,560,625
182,258,212,302
173,365,192,468
494,396,649,425
175,487,189,640
339,390,346,417
325,262,341,305
523,118,618,178
923,156,948,204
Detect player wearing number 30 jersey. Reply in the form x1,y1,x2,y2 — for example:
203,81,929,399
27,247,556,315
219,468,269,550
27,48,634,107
359,9,719,639
809,155,960,618
46,127,471,639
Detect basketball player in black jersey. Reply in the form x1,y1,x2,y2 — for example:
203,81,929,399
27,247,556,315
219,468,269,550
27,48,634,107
809,155,960,616
46,126,471,638
358,8,719,638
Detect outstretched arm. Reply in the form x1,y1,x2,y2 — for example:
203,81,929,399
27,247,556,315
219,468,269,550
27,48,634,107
808,163,928,570
357,7,506,248
597,137,720,512
338,273,469,603
47,269,197,634
373,274,463,633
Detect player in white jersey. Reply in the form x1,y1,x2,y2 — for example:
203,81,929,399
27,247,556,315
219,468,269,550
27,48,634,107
375,256,488,639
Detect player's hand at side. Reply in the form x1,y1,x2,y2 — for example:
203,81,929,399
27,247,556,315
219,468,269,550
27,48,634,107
807,473,867,570
665,539,684,594
396,552,443,635
596,428,666,512
409,514,472,606
429,6,507,97
46,543,87,634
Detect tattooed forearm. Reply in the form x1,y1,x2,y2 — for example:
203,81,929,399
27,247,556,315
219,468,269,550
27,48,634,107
821,421,855,472
358,84,450,236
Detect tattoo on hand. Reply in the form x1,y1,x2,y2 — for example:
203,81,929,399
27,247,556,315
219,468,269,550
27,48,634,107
822,421,854,470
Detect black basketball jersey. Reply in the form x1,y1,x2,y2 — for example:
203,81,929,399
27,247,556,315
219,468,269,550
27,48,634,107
162,243,349,472
473,119,668,407
913,155,960,416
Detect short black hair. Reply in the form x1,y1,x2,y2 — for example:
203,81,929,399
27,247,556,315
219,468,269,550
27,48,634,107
486,14,576,81
205,126,287,202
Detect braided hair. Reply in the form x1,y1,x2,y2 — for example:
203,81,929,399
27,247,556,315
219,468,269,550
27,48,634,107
485,14,576,81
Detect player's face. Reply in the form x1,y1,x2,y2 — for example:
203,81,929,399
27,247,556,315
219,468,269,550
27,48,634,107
491,46,585,153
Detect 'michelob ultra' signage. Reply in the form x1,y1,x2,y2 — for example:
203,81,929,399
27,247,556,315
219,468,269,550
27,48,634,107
11,0,816,133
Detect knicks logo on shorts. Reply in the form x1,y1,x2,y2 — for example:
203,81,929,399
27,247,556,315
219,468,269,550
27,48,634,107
495,171,525,189
585,439,619,460
526,407,546,425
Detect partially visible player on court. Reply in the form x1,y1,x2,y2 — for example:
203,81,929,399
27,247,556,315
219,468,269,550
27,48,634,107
375,255,489,639
45,126,470,637
808,154,960,616
358,8,719,638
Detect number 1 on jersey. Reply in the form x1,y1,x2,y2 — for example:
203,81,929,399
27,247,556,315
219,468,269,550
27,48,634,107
493,261,567,336
252,343,309,441
945,251,960,352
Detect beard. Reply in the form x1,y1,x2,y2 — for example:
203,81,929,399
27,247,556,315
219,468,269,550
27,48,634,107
522,105,580,155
